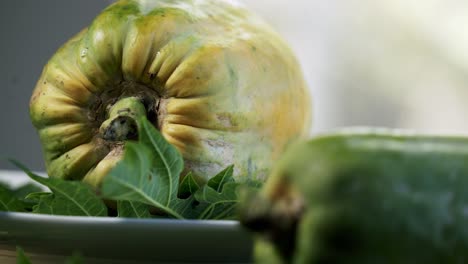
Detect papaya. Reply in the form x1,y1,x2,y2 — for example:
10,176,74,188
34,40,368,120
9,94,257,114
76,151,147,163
29,0,311,186
241,128,468,263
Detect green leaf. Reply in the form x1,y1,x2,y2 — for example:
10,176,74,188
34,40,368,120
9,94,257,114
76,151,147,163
31,193,55,214
195,182,240,220
194,177,264,220
0,181,44,212
15,184,45,212
13,183,43,199
16,247,32,264
30,178,107,217
207,165,234,192
189,165,255,220
101,118,190,219
12,161,107,217
0,185,26,212
24,192,51,203
23,192,51,212
138,117,184,208
169,196,206,219
178,172,201,198
117,200,151,218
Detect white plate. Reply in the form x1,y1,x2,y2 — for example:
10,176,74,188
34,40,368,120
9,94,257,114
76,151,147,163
0,170,253,263
0,212,253,263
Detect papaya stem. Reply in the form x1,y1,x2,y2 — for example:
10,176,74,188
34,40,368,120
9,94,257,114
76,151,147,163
99,97,147,141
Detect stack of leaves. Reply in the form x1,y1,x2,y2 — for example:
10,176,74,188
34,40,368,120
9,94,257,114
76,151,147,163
1,118,261,220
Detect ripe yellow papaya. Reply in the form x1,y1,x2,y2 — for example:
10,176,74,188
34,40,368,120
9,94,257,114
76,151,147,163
30,0,311,186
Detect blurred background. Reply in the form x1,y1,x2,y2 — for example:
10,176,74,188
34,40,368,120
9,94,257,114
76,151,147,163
1,0,468,171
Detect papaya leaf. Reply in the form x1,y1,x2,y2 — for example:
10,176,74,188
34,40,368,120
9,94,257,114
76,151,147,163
30,178,107,217
13,183,43,199
196,187,237,220
0,179,43,212
195,182,240,220
24,192,51,203
23,192,51,212
169,196,207,219
138,117,184,208
0,185,26,212
11,160,107,217
192,166,248,220
178,172,201,198
31,193,55,214
16,247,32,264
15,184,45,212
207,165,234,192
117,200,151,218
101,118,191,219
195,177,264,220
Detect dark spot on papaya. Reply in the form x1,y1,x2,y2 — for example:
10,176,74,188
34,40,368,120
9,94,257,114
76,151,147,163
43,81,47,85
251,45,257,51
148,174,152,181
196,76,200,80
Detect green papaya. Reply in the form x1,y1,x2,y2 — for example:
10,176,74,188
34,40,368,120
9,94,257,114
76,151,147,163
241,128,468,263
29,0,311,186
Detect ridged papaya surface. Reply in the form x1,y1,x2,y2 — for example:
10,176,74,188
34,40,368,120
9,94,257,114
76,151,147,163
30,0,311,186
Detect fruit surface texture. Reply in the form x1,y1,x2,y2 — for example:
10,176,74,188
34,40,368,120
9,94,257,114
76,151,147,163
241,129,468,263
30,0,311,186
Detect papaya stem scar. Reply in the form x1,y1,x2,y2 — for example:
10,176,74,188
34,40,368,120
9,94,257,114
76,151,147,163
99,97,147,141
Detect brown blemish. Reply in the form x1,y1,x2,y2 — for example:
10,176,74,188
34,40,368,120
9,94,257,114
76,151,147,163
216,113,233,127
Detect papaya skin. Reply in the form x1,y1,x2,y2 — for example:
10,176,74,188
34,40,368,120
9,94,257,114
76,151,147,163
30,0,311,186
241,128,468,263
